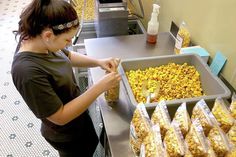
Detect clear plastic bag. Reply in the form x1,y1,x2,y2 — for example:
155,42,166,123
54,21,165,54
184,142,216,157
151,100,171,139
230,93,236,119
185,119,209,157
208,126,232,157
130,131,142,156
104,58,120,104
164,121,186,157
228,123,236,147
207,143,217,157
184,149,193,157
191,99,215,135
224,148,236,157
173,102,191,137
140,124,166,157
212,97,235,133
130,103,152,155
174,21,191,54
104,82,120,103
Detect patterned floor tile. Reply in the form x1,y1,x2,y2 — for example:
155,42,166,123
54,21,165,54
0,0,105,156
0,0,59,156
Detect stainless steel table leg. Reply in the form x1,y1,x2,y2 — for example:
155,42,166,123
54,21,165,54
104,129,112,157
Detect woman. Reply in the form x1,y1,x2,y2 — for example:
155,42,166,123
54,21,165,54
11,0,121,156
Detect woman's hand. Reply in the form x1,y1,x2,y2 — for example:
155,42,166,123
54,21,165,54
96,72,121,92
98,58,121,72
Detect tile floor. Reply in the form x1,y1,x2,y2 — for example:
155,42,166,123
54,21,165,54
0,0,59,157
0,0,104,157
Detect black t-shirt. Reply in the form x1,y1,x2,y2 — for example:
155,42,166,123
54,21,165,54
11,50,97,142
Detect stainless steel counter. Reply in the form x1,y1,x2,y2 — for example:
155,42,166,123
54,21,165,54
85,33,175,157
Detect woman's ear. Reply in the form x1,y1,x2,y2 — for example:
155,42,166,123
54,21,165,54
41,29,54,42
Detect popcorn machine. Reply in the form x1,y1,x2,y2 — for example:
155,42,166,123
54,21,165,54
94,0,128,37
71,0,145,44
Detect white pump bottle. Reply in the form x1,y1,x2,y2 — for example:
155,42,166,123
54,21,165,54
147,4,160,44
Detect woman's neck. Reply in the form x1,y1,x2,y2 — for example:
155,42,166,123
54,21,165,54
19,37,49,54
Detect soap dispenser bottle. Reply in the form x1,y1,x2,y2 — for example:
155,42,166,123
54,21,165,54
147,4,160,44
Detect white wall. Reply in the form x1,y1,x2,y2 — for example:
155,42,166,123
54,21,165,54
130,0,236,89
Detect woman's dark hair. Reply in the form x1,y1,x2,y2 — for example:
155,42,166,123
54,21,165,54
16,0,79,41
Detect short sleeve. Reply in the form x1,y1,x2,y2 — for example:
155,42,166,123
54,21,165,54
61,49,71,59
21,73,63,118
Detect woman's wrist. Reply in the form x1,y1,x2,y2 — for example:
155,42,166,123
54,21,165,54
96,59,102,67
92,80,106,93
